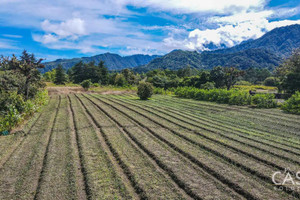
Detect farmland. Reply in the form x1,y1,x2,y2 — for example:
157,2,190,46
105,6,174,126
0,94,300,200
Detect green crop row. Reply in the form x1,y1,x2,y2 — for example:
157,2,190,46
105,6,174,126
102,96,300,174
174,87,277,108
92,94,293,200
68,95,132,199
153,95,300,138
112,95,300,155
79,94,186,199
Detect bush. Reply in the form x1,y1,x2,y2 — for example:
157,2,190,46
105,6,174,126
251,93,277,108
81,79,92,91
114,74,127,87
153,87,165,94
92,83,100,87
0,90,48,133
137,82,153,100
281,91,300,114
174,87,276,108
200,82,215,90
229,91,251,106
264,77,280,87
234,85,277,91
153,87,174,95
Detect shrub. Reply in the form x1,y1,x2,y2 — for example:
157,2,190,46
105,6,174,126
114,74,127,87
281,91,300,114
251,94,277,108
200,82,215,90
174,86,277,108
153,87,165,94
264,77,280,87
0,90,48,133
81,79,92,91
92,83,100,87
137,82,153,100
229,91,251,106
234,85,277,91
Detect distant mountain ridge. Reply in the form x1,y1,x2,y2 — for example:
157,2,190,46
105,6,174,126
136,24,300,72
43,24,300,73
42,53,160,73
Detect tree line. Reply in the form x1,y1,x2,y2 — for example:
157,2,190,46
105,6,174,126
44,49,300,94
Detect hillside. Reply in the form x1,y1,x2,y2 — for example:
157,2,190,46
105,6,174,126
135,50,202,72
42,53,160,72
136,24,300,72
213,24,300,57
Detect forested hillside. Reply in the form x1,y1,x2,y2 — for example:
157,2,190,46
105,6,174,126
136,24,300,72
42,53,160,73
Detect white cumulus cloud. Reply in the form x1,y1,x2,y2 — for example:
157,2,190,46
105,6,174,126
41,18,86,40
166,10,300,51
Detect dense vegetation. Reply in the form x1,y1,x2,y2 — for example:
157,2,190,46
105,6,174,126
43,49,300,111
137,48,281,72
276,49,300,93
282,91,300,114
175,87,277,108
0,51,48,133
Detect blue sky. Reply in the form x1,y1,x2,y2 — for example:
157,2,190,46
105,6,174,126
0,0,300,61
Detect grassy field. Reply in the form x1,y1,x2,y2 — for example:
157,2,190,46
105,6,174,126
0,93,300,199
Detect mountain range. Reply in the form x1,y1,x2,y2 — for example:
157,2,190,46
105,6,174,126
42,53,160,73
43,24,300,72
136,24,300,72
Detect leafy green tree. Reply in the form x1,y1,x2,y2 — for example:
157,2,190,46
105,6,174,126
69,61,110,84
43,69,56,82
198,71,210,86
277,49,300,93
82,61,101,83
98,61,109,85
114,74,127,86
177,66,192,78
0,70,26,94
281,91,300,114
6,50,44,99
152,75,168,89
243,67,272,84
201,82,215,90
210,66,225,88
224,67,244,90
137,82,153,100
54,64,67,85
264,77,280,87
122,68,139,85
